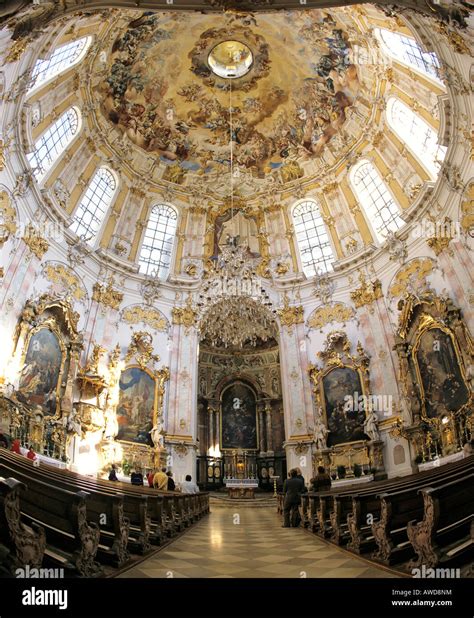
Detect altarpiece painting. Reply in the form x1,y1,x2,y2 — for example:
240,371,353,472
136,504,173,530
116,366,157,446
221,382,257,450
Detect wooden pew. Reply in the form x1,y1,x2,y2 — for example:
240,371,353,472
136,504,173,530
0,458,131,568
407,473,474,569
1,470,102,577
0,477,46,572
371,465,470,565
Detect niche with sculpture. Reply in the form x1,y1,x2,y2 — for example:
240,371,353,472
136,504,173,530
1,295,82,461
309,331,385,480
392,293,473,462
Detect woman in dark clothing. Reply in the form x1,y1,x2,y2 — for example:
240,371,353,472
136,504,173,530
167,470,175,491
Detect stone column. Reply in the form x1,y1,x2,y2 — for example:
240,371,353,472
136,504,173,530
208,407,214,453
258,403,266,452
265,403,273,453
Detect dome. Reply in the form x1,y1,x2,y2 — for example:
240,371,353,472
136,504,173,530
0,1,472,505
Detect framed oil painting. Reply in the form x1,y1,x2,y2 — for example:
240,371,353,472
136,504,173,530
116,366,157,446
221,382,258,450
322,366,367,447
18,326,64,416
413,327,469,419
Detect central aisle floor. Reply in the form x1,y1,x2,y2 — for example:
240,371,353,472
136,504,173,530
118,507,399,578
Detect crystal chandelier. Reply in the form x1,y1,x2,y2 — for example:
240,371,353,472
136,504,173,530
196,58,277,349
200,296,278,349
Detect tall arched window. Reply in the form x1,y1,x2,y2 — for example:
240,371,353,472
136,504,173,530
386,97,446,178
292,199,334,276
350,160,404,243
70,167,117,242
27,107,80,180
376,28,442,82
138,204,178,278
28,37,91,93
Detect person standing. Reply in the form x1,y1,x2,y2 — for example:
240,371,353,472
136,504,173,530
310,466,332,492
166,470,176,491
282,469,305,527
153,467,168,490
108,464,118,481
146,470,155,487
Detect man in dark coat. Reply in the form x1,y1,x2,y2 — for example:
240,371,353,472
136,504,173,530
282,468,305,527
310,466,332,492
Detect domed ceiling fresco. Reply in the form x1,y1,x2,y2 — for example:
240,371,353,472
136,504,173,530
98,10,366,186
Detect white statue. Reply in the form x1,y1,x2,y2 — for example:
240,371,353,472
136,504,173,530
64,409,82,436
363,409,380,442
314,409,329,450
149,424,163,448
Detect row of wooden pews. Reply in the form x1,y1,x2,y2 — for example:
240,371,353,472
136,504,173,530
0,449,209,577
278,455,474,574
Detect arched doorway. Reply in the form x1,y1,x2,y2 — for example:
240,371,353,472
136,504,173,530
196,298,287,491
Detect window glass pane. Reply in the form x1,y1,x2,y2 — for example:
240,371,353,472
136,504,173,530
27,108,79,180
138,204,178,278
378,29,442,82
28,37,91,92
387,97,446,178
351,161,404,243
293,200,334,276
70,167,116,242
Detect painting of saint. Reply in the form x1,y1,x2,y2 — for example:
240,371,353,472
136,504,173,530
221,383,257,450
414,328,469,419
116,367,156,445
322,367,366,446
18,328,62,416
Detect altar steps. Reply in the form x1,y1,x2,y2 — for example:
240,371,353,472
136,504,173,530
209,494,277,508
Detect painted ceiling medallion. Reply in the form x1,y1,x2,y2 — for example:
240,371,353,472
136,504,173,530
208,40,253,79
98,11,363,185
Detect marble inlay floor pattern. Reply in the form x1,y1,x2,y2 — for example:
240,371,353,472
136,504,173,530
118,507,399,579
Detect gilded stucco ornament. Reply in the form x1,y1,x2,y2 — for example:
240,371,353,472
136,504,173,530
388,258,435,299
0,191,17,246
125,331,160,370
307,303,355,331
92,279,123,311
122,305,169,332
43,263,86,301
426,217,455,256
22,225,49,260
350,272,383,309
277,295,304,330
172,296,198,329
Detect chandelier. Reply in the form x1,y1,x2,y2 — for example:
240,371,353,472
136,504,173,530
196,49,277,349
200,296,278,349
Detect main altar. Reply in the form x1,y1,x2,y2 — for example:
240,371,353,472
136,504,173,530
223,448,258,498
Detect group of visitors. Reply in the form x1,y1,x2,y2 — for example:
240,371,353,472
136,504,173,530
108,464,199,493
282,466,331,528
0,431,37,461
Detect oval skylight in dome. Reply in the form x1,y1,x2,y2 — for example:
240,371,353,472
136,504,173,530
208,40,253,79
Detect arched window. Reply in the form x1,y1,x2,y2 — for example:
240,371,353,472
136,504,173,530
70,167,117,242
376,28,442,82
386,97,446,178
292,199,334,276
350,160,404,243
27,107,80,180
138,204,178,278
28,37,91,93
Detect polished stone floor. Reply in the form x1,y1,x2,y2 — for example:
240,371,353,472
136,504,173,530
118,507,399,578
